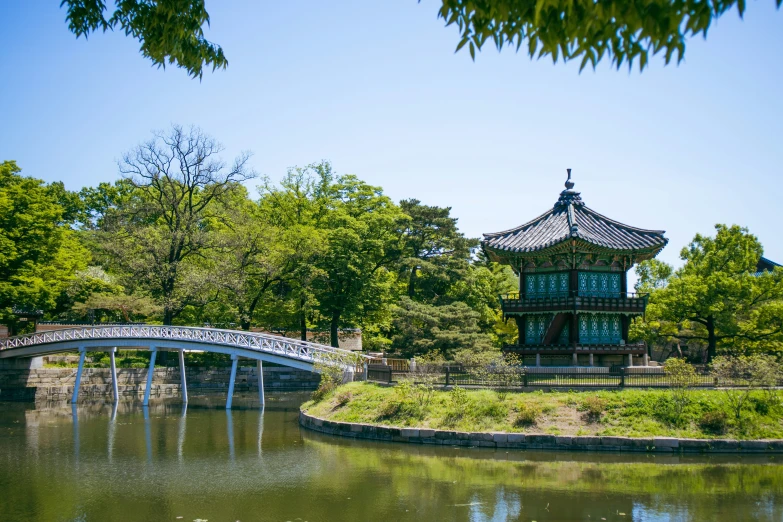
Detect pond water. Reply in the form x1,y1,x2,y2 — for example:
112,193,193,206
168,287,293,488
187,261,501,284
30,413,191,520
1,393,782,522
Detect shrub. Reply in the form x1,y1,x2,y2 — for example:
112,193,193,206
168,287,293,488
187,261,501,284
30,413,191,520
664,357,697,423
311,363,343,403
334,390,352,408
711,355,783,422
450,386,469,410
580,395,607,421
476,400,509,420
514,403,540,427
377,399,402,419
699,410,728,434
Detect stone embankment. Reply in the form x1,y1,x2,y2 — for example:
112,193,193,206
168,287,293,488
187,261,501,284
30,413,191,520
299,410,783,454
0,366,320,400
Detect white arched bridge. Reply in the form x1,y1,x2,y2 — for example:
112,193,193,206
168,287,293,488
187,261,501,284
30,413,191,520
0,325,368,408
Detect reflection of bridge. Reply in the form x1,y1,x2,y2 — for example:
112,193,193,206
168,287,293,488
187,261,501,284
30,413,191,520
0,325,367,408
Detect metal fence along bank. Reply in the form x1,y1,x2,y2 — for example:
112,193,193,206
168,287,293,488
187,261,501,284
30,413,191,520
366,361,783,389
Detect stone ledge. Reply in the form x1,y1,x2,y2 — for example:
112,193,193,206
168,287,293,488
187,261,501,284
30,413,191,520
298,410,783,454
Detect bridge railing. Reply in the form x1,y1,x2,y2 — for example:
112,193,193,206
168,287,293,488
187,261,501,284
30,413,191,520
0,325,369,369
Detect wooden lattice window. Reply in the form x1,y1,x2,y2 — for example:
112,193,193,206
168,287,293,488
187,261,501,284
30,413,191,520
577,272,621,297
578,313,622,344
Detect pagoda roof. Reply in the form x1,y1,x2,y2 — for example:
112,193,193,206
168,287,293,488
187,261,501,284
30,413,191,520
482,171,668,258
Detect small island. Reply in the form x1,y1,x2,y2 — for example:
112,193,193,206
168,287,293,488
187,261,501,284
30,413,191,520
301,381,783,451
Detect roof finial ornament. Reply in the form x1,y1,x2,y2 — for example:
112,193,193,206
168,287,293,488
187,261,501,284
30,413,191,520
565,168,575,190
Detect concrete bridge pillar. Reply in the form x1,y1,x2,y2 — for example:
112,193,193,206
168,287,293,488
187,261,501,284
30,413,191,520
143,347,157,406
226,354,239,409
179,349,188,404
71,346,87,404
109,347,119,403
341,366,356,384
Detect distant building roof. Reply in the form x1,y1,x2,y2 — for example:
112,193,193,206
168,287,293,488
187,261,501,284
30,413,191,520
755,256,781,276
482,171,668,259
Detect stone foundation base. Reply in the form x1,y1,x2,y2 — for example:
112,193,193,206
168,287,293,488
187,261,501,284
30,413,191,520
0,367,320,401
299,411,783,454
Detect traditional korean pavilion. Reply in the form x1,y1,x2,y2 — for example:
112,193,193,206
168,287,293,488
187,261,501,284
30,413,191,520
481,170,668,367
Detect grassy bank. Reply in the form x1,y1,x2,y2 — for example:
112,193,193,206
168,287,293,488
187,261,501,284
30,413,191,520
302,382,783,439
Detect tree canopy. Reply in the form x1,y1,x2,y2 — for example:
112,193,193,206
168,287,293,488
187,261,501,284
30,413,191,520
61,0,226,78
633,224,783,360
0,161,89,333
58,1,777,77
435,0,779,71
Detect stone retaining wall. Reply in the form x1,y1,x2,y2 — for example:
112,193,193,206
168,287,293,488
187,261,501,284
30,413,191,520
299,410,783,454
0,367,320,401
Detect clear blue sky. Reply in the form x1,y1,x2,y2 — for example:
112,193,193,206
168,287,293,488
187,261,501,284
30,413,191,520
1,1,781,270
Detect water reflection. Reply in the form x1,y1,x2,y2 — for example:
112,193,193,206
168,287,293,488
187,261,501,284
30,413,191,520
0,394,781,522
226,408,235,461
177,405,186,463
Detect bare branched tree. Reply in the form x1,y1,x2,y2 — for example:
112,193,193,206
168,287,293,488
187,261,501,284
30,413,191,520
106,125,255,324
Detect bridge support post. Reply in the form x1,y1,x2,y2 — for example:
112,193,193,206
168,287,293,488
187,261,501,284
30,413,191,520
226,354,239,409
143,347,157,406
257,359,265,406
109,347,119,403
179,349,188,404
71,347,86,404
341,366,356,384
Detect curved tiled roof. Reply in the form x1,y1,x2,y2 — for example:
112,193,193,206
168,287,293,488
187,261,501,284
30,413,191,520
482,176,667,256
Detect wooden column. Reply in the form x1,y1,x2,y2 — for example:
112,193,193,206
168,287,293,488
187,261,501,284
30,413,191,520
570,269,579,296
621,315,630,343
569,313,578,345
514,316,525,345
519,264,526,297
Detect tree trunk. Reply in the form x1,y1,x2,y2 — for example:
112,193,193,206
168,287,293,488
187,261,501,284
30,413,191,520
707,316,717,362
330,312,340,348
407,265,418,298
163,307,174,326
300,311,307,342
241,295,262,331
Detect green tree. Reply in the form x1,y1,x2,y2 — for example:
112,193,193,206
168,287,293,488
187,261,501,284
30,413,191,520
390,297,494,358
435,0,780,71
640,225,783,360
72,293,162,322
0,161,89,331
252,164,333,338
446,253,518,345
313,175,407,347
398,199,473,300
61,0,226,78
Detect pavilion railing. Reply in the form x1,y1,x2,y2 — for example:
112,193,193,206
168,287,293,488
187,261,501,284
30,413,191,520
500,291,648,301
499,291,649,314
